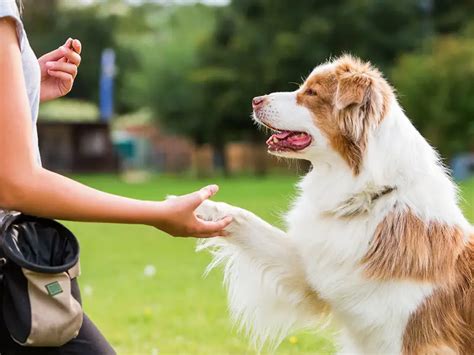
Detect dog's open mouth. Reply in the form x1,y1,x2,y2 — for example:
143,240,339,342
266,130,312,152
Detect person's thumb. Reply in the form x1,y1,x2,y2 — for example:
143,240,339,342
190,184,219,207
39,38,72,63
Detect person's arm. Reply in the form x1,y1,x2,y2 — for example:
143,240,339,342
0,18,231,238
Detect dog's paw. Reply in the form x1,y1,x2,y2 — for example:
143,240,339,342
195,200,232,221
196,200,250,234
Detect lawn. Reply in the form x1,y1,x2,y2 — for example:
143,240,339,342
65,175,474,355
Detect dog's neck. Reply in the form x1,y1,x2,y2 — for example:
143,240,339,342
302,100,427,215
302,99,462,222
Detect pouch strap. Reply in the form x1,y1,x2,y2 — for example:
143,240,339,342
0,210,21,235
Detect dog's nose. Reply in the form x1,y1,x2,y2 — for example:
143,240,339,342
252,96,266,110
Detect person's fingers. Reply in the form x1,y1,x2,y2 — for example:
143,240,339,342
72,39,82,54
46,70,73,87
62,47,82,66
40,38,72,62
63,37,73,47
39,39,81,66
194,216,233,235
46,62,78,78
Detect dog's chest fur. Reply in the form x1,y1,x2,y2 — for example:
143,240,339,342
286,179,434,353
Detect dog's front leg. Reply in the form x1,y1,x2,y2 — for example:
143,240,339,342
196,201,328,349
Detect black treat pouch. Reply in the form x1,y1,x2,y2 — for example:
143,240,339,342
0,213,83,347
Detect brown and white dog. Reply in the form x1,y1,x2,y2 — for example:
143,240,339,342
196,55,473,354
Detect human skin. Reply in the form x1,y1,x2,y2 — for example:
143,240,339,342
38,37,82,103
0,18,232,238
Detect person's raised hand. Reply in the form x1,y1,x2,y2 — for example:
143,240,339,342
38,38,82,102
155,185,233,238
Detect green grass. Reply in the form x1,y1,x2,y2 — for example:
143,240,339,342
65,175,474,355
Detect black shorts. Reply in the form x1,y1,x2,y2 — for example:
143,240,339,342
0,283,116,355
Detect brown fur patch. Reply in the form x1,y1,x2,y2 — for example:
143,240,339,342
361,209,472,354
361,209,465,282
402,239,473,355
297,55,393,175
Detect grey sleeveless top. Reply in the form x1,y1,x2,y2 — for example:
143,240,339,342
0,0,41,162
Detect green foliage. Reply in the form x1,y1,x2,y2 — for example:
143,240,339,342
25,3,115,102
392,32,474,157
190,0,430,147
24,0,136,112
23,0,474,159
431,0,474,34
185,0,474,158
121,4,218,143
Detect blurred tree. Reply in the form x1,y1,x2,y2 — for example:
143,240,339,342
22,0,59,27
431,0,474,34
186,0,474,170
188,0,428,173
23,0,471,172
392,30,474,158
122,4,218,141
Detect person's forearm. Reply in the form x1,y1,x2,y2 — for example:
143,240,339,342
1,167,163,225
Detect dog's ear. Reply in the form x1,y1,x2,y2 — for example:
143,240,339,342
331,56,389,175
335,58,372,111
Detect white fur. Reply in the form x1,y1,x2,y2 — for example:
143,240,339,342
196,84,472,353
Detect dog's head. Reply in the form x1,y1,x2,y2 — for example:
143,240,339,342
252,55,393,175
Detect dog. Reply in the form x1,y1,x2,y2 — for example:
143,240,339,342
196,55,473,354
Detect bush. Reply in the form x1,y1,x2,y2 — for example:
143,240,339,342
392,33,474,158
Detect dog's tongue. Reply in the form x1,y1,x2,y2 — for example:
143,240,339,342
266,130,312,151
274,131,292,139
288,133,313,146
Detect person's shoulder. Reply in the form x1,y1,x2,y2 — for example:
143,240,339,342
0,0,24,50
0,0,21,17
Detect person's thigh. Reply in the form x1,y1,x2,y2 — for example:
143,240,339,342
0,314,116,355
55,314,116,355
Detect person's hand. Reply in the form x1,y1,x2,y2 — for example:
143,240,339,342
38,38,82,102
155,185,233,238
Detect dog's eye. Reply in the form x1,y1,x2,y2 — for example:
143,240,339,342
305,88,317,96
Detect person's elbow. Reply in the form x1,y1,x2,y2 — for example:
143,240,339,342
0,171,35,211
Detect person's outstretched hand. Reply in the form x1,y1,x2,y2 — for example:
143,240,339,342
38,38,82,102
156,185,233,238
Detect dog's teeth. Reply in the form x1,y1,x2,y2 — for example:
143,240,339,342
273,137,279,143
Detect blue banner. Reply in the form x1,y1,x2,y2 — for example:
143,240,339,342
99,48,116,122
